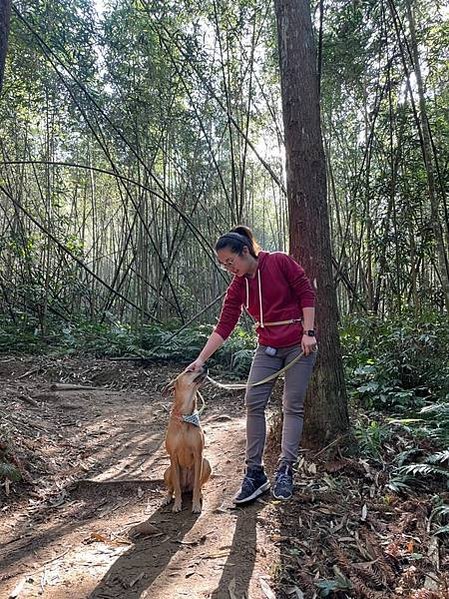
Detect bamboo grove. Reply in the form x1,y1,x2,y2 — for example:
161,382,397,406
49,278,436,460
0,0,448,337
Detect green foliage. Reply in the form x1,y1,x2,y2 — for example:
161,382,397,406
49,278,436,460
346,311,449,495
430,503,449,537
0,461,22,482
0,315,255,372
354,419,392,461
416,403,449,445
387,448,449,495
230,349,254,378
341,311,449,412
0,427,22,483
388,401,449,447
315,566,353,597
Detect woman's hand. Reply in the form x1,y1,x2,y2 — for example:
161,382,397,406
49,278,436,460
185,356,205,372
301,334,317,356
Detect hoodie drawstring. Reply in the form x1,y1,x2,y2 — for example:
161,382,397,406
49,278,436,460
247,269,302,330
257,270,264,328
246,270,264,327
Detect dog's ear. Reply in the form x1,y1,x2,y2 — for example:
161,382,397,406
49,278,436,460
161,379,176,398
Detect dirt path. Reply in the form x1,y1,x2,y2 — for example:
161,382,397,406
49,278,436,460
0,358,280,599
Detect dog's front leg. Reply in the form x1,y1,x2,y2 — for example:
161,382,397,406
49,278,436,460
171,458,183,513
161,465,173,506
192,451,203,513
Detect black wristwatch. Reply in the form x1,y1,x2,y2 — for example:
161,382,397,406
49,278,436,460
304,329,315,337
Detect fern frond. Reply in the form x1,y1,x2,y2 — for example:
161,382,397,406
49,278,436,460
430,504,449,523
420,402,449,416
398,464,449,478
394,448,422,466
386,479,413,494
0,461,22,481
426,450,449,464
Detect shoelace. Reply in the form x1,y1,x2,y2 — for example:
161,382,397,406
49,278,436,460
276,473,291,484
276,468,292,484
242,475,257,491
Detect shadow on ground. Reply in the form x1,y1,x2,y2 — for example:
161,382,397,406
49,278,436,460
209,501,264,599
89,496,200,598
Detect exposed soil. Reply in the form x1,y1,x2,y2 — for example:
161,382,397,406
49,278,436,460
0,356,281,599
0,356,448,599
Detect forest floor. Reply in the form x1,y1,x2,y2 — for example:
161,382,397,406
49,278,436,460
0,356,448,599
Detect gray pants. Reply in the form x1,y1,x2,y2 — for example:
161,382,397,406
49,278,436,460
245,344,317,468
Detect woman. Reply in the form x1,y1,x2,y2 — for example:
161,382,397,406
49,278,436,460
187,226,317,503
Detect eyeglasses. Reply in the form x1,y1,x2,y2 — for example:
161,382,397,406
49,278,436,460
218,256,237,271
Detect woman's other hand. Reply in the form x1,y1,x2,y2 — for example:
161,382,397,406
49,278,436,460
301,334,317,356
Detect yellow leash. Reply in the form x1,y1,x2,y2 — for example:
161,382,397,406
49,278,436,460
206,347,317,391
253,317,302,330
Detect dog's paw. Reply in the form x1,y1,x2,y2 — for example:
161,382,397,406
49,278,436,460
172,502,182,513
192,502,202,513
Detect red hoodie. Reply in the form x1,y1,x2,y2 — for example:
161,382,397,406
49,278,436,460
214,251,316,348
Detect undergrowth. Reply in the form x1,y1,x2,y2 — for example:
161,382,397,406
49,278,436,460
342,310,449,500
0,314,256,374
1,309,449,496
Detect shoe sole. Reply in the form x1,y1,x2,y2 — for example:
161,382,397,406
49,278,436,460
233,481,270,505
271,490,292,500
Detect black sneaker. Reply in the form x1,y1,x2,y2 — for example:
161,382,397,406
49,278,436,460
233,466,270,505
272,462,294,500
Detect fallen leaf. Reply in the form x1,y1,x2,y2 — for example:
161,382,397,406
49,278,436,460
128,522,161,538
307,462,317,474
90,532,131,546
260,577,276,599
228,577,238,599
323,460,346,473
91,532,109,543
203,549,229,559
177,534,208,546
424,572,439,590
271,534,289,542
129,572,145,588
9,577,26,598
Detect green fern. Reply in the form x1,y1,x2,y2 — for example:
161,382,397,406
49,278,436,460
420,402,449,416
428,503,449,537
397,464,449,478
434,524,449,536
431,505,449,519
386,479,413,494
0,461,22,481
387,449,449,495
427,450,449,464
393,448,423,467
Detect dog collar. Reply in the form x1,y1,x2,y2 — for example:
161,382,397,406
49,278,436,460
171,409,201,428
182,411,201,427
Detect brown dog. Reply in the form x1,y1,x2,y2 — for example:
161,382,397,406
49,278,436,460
162,367,211,513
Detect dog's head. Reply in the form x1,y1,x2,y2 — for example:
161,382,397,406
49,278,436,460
162,366,208,400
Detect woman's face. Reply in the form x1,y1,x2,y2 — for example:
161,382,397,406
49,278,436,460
216,245,251,277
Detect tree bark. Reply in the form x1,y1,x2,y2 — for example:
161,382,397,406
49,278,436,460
274,0,350,448
0,0,11,95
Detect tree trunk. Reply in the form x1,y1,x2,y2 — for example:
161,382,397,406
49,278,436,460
274,0,349,448
0,0,11,95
